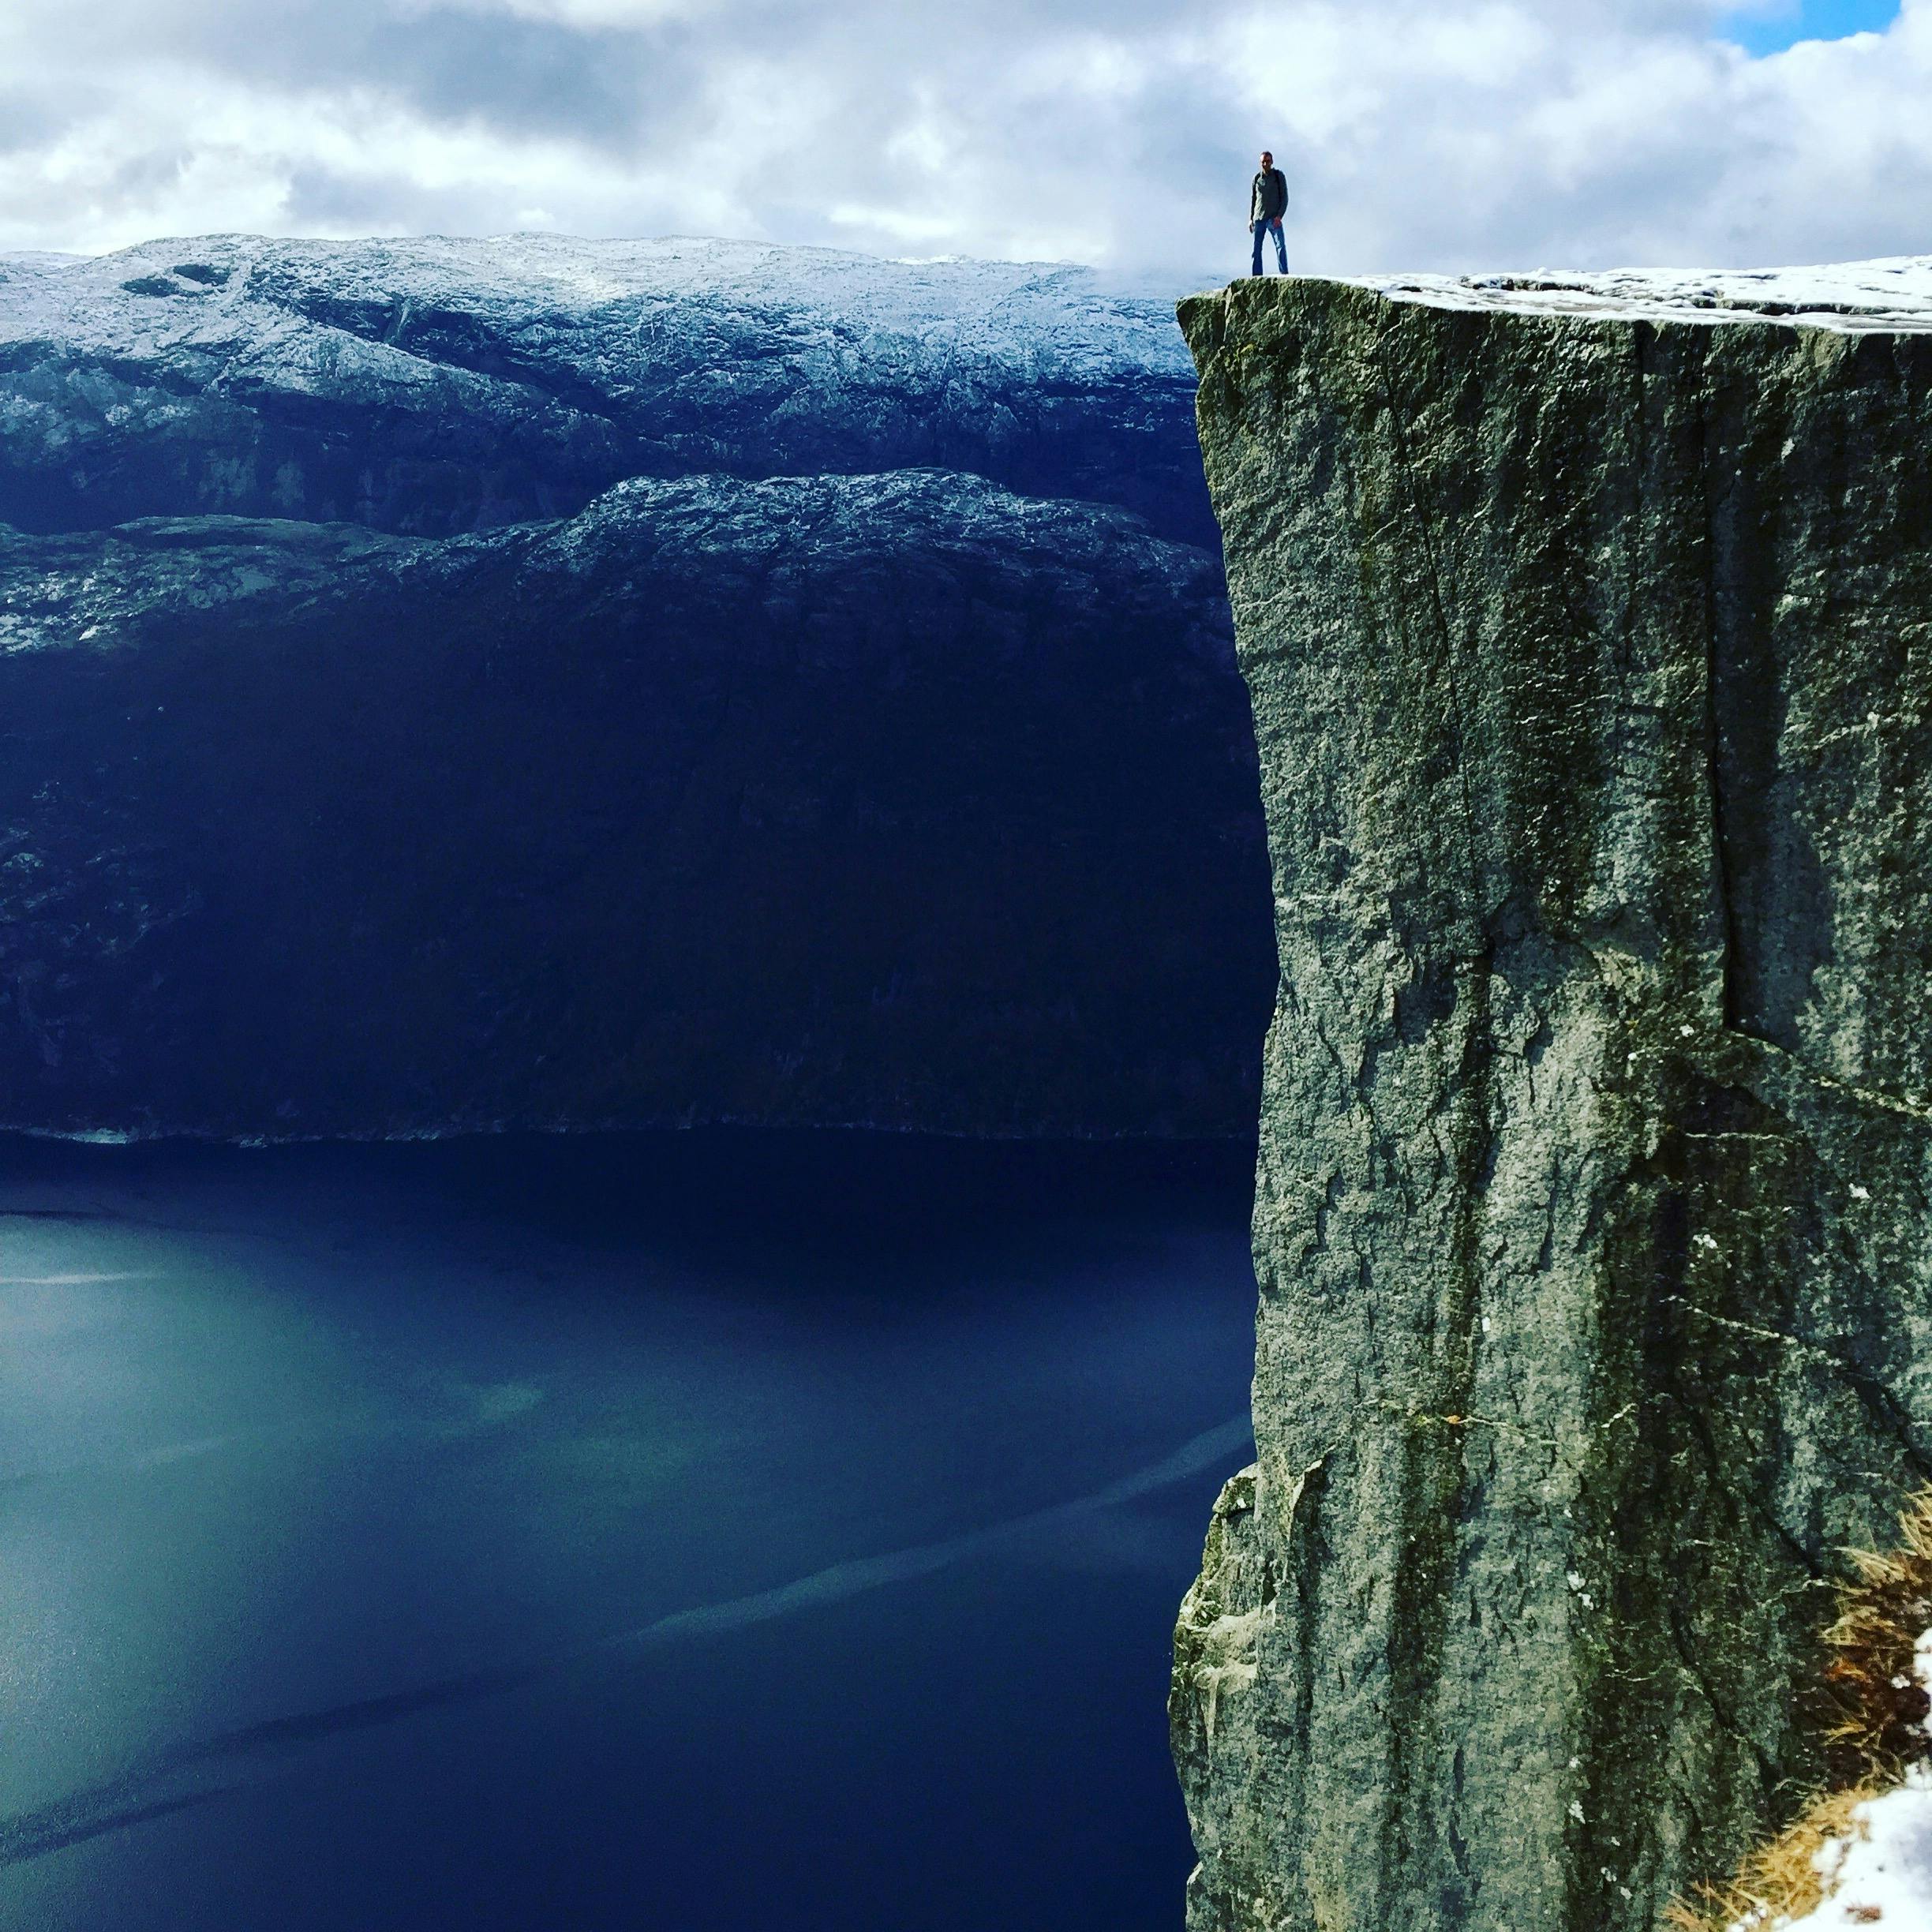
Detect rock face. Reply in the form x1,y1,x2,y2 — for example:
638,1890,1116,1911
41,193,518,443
0,238,1273,1140
1170,262,1932,1930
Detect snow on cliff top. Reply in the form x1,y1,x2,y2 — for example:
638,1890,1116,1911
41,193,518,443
16,237,1930,363
0,232,1194,378
1361,256,1932,331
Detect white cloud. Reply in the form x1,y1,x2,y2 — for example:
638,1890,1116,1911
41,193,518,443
0,0,1924,281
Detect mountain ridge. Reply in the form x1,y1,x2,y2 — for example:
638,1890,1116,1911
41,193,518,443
0,236,1274,1141
0,233,1215,544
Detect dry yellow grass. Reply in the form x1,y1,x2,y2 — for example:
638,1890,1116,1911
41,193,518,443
1664,1784,1882,1931
1816,1490,1932,1784
1666,1489,1932,1931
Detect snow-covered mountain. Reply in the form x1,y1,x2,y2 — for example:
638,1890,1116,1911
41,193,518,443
0,234,1214,544
0,237,1271,1141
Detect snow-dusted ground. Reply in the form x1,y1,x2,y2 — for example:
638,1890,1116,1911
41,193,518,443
12,236,1930,390
1776,1766,1932,1930
1359,257,1932,330
1737,1631,1932,1931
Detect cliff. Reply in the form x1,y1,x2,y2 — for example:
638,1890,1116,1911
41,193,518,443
1170,260,1932,1929
0,238,1273,1140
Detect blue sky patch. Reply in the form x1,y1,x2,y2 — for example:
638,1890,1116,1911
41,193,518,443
1724,0,1901,56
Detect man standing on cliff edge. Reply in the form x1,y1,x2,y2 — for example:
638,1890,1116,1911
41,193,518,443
1250,152,1289,276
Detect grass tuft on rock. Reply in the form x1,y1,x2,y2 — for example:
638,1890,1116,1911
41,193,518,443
1668,1489,1932,1931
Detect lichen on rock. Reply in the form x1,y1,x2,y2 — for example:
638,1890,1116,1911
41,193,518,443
1173,263,1932,1931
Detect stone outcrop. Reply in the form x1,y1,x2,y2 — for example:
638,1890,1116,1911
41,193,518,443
0,238,1273,1140
1170,263,1932,1930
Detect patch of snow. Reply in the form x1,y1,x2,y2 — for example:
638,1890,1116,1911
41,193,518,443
1772,1766,1932,1930
1765,1631,1932,1931
1351,256,1932,333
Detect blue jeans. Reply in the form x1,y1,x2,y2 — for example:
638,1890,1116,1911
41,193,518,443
1250,219,1286,275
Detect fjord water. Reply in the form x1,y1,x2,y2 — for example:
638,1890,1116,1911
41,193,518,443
0,1131,1256,1931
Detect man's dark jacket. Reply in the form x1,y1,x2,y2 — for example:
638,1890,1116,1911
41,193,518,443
1251,168,1288,224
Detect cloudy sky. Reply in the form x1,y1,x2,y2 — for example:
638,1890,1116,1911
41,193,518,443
0,0,1923,280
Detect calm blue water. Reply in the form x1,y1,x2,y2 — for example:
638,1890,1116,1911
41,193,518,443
0,1132,1256,1932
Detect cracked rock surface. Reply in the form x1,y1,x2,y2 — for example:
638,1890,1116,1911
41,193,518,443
1172,265,1932,1930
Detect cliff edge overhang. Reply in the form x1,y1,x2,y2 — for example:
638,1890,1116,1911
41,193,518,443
1172,259,1932,1930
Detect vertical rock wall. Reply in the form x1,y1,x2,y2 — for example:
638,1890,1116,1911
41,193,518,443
1171,270,1932,1930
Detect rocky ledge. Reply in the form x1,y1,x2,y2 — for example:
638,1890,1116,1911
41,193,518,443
1172,260,1932,1930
